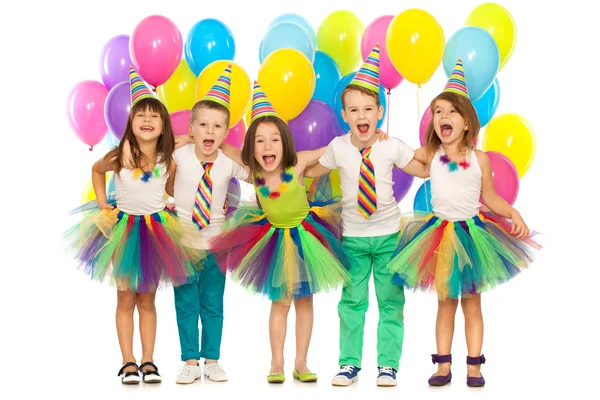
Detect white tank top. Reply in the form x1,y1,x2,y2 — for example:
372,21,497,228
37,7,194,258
430,147,482,221
115,162,167,215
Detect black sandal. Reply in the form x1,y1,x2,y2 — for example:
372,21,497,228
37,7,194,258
118,362,140,385
139,361,162,384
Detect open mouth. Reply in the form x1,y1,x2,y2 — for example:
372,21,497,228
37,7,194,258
440,123,453,137
262,155,276,165
140,126,154,132
203,139,214,149
357,124,370,134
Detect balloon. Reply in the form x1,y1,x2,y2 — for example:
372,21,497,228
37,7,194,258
305,169,342,201
473,78,500,127
288,100,339,151
361,15,403,90
196,61,251,128
419,105,479,147
386,9,444,85
482,114,536,178
260,22,315,63
81,174,112,203
332,72,387,133
466,3,517,71
245,105,252,127
413,180,432,212
225,178,241,215
316,10,364,76
170,110,192,136
184,19,235,76
99,35,131,91
157,59,197,113
67,80,109,150
130,15,182,87
393,168,414,202
224,119,246,148
104,81,131,141
258,48,315,121
106,132,120,149
443,27,500,101
312,51,342,109
268,13,316,49
486,151,519,205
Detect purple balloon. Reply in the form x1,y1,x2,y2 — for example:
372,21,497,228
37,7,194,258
99,35,131,90
288,100,340,151
226,178,241,215
104,81,131,140
392,168,414,202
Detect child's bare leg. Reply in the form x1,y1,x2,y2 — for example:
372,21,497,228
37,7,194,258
461,294,483,377
433,298,459,376
294,295,314,373
269,300,291,373
116,290,137,372
137,291,157,371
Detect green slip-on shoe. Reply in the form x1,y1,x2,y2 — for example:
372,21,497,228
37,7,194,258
293,369,318,382
267,372,285,383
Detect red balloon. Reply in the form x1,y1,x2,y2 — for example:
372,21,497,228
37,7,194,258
170,110,192,136
486,151,519,205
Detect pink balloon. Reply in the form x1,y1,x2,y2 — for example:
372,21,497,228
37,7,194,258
130,15,183,87
419,105,479,147
170,110,192,136
224,120,246,148
361,15,403,91
66,80,109,150
486,151,520,205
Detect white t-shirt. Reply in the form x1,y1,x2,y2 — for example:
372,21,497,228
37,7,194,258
173,145,248,249
115,162,167,215
319,134,415,237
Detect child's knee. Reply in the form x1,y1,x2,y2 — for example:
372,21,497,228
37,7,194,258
136,295,156,312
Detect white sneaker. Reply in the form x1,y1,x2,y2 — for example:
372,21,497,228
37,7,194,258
204,363,228,382
376,366,397,387
176,364,201,384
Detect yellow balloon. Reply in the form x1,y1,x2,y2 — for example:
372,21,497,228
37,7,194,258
466,3,517,71
157,59,197,113
386,9,444,85
305,169,342,201
81,174,111,204
258,49,315,121
316,10,364,76
245,104,252,127
196,61,251,128
482,114,536,178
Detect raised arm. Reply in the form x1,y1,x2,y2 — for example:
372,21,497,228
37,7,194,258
477,150,530,239
296,147,329,177
220,142,251,182
92,154,117,209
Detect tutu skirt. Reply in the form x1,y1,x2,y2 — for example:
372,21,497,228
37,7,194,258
63,200,205,293
387,212,541,300
210,196,351,303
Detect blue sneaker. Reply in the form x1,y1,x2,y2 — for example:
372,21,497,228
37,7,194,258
376,366,397,387
332,365,360,386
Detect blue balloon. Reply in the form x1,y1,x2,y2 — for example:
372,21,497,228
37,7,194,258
472,78,500,127
106,132,120,149
184,19,235,76
332,72,387,134
107,173,116,195
413,181,432,212
260,22,314,63
267,13,316,49
312,51,342,109
443,27,500,101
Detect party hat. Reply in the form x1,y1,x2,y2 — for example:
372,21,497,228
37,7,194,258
129,66,155,106
443,59,469,98
250,80,279,123
349,43,380,94
202,64,232,110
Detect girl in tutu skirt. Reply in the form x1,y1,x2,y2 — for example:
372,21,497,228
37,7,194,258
63,68,202,384
210,81,354,383
387,60,541,388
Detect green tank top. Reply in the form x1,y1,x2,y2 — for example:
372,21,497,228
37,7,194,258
255,167,310,228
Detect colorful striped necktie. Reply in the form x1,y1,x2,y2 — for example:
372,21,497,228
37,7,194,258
192,162,213,230
357,147,376,218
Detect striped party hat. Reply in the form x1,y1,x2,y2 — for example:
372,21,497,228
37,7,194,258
349,43,380,94
202,64,232,110
443,59,469,98
129,66,155,106
250,81,279,123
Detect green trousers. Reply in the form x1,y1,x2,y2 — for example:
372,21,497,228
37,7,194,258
338,232,405,370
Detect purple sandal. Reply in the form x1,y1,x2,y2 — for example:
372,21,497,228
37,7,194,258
466,355,486,387
428,354,452,386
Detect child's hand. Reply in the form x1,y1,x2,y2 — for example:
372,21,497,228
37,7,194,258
376,129,389,141
223,199,228,215
175,135,192,149
98,202,115,211
510,210,530,239
121,140,135,169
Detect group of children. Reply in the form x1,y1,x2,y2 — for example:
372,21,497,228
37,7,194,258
64,44,541,388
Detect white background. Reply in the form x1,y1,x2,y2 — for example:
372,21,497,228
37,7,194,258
1,0,596,399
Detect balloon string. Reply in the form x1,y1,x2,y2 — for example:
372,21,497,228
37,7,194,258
386,89,391,134
417,83,431,213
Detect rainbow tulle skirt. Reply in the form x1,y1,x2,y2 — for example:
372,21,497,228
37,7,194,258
387,212,541,300
63,201,205,293
210,198,351,303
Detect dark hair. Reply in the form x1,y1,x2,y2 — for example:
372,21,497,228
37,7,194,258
425,91,480,157
105,97,174,173
191,99,231,127
241,116,298,178
341,84,380,108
